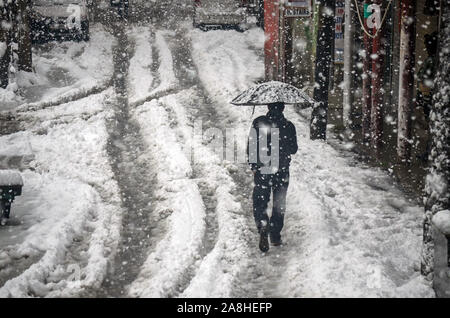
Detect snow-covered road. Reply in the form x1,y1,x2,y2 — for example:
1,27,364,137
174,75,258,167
0,12,435,297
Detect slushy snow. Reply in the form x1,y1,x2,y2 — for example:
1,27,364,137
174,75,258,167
433,210,450,235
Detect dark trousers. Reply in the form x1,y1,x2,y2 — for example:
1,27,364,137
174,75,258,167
252,169,289,241
1,200,11,219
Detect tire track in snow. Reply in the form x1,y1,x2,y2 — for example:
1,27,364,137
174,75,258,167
161,88,253,298
165,30,220,258
127,95,207,298
154,95,219,296
98,26,158,297
125,27,252,297
124,28,215,297
160,29,256,297
163,30,237,295
100,23,198,298
128,29,179,109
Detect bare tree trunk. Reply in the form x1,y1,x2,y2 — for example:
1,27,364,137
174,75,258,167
397,0,417,162
17,0,32,72
0,0,33,91
0,3,11,89
310,0,336,140
370,0,385,153
362,0,372,143
8,0,19,82
342,0,353,128
421,0,450,279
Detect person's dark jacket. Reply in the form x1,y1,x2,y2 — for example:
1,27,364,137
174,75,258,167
247,110,298,172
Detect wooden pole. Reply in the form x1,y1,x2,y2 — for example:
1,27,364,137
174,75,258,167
310,0,336,140
397,0,417,162
342,0,353,128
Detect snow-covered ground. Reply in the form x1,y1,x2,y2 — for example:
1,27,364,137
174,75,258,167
127,26,154,105
1,25,115,112
0,23,124,297
177,26,433,297
0,90,122,297
0,17,436,298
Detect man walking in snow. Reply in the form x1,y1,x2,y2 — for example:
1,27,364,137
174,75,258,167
247,102,298,252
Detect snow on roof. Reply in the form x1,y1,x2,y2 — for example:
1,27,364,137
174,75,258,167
433,210,450,236
0,170,24,187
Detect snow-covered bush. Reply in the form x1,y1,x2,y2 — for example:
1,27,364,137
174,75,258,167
432,210,450,236
421,0,450,278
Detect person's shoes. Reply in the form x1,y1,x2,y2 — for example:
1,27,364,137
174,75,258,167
270,234,283,246
271,238,283,246
259,225,269,253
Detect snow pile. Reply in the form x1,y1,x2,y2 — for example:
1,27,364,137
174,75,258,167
433,210,450,236
128,26,154,104
0,170,23,187
0,85,22,107
190,28,264,107
15,71,41,89
151,30,178,94
12,25,115,112
28,88,107,123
